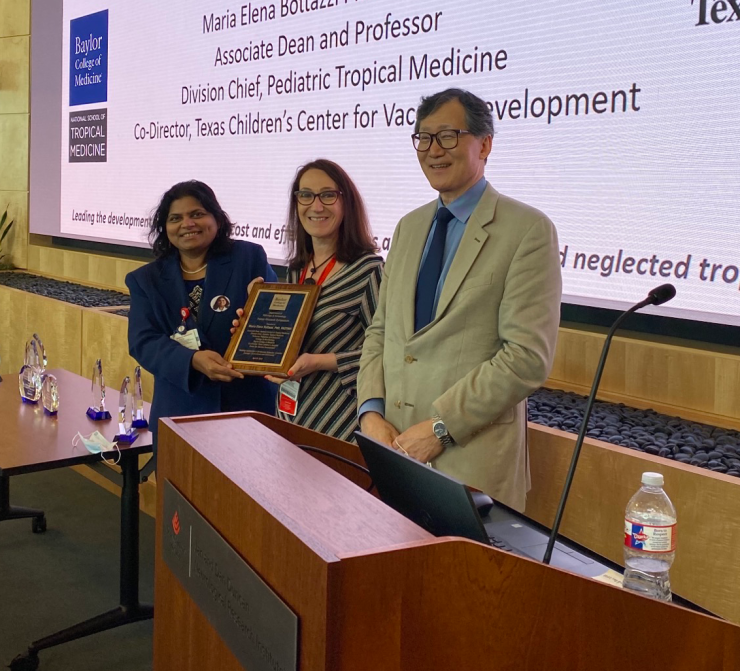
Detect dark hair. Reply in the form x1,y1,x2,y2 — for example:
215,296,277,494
414,88,494,138
148,180,234,259
286,159,377,271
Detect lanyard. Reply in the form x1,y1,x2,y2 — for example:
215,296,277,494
299,256,337,286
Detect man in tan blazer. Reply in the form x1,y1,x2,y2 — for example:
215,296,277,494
358,88,562,512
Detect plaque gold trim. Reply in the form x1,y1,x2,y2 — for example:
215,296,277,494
224,283,320,375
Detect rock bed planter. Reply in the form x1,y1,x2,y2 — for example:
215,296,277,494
0,271,129,308
529,388,740,478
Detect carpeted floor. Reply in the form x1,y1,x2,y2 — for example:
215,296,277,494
0,467,155,670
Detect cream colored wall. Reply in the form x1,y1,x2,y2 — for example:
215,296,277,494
0,0,30,269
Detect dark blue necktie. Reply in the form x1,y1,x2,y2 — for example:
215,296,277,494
414,207,454,332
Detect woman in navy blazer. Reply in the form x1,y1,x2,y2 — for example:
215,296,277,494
126,181,277,457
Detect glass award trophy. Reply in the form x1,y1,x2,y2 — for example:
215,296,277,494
132,366,148,428
87,359,111,420
41,373,59,415
18,338,42,403
114,376,138,444
32,333,47,371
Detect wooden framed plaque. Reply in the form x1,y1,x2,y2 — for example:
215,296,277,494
224,283,320,375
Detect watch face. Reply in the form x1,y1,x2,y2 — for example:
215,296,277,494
433,422,446,438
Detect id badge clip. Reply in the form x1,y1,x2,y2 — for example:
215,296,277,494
278,380,300,416
170,307,202,350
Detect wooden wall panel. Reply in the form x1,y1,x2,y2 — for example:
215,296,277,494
0,285,82,373
0,36,29,114
0,112,28,193
0,2,29,269
0,285,153,403
548,327,740,431
0,189,28,269
0,281,21,369
0,0,30,38
525,423,740,623
81,308,153,402
26,244,145,292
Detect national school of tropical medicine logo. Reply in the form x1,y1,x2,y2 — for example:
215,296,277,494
69,10,109,163
69,9,109,106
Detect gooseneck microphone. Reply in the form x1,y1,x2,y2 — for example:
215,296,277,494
542,283,676,565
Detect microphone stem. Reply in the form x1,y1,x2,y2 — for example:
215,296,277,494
542,299,649,565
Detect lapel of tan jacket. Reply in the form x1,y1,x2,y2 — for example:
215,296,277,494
408,184,499,333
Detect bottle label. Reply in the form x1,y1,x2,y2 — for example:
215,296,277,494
624,519,676,553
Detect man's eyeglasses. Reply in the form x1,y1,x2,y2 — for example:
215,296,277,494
411,129,473,152
294,190,342,206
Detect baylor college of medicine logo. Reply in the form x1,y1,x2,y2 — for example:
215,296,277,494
69,9,109,106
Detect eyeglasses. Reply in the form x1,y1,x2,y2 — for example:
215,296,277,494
294,190,342,206
411,129,473,152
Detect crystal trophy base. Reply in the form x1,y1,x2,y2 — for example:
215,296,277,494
19,364,42,404
132,418,149,429
42,373,59,415
87,407,112,421
113,430,138,444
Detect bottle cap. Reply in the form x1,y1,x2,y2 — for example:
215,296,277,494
642,472,664,487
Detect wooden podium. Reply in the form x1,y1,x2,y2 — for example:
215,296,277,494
154,412,740,671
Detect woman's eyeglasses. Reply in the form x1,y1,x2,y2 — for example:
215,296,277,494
294,190,342,206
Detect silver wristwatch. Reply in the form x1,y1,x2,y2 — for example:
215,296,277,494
432,414,454,449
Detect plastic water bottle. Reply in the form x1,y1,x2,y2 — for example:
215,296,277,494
623,472,676,601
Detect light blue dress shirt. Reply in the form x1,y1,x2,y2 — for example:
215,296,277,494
359,178,489,420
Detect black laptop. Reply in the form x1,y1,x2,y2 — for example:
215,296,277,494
355,432,607,577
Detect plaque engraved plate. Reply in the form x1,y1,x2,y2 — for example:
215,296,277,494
224,283,319,375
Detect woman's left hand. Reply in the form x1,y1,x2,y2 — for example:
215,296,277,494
230,308,244,335
265,353,336,384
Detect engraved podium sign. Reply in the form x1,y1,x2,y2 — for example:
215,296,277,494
162,480,298,671
224,283,319,375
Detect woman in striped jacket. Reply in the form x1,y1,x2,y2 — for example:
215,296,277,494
262,158,384,441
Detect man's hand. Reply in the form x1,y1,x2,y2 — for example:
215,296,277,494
359,412,400,447
191,350,244,382
395,419,444,463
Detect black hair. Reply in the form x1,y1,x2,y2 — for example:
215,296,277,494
414,88,494,138
148,180,234,259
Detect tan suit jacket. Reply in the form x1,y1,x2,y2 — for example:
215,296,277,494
358,183,562,511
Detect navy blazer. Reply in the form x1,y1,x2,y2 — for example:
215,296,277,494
126,240,277,446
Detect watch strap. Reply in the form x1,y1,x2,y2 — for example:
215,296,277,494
432,414,454,448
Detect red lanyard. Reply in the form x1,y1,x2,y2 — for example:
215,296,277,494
299,256,337,286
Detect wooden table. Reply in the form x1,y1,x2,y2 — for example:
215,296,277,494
0,368,154,671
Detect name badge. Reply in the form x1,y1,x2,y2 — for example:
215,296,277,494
170,328,202,351
278,380,300,416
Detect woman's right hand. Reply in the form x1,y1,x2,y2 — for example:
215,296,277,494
191,350,244,382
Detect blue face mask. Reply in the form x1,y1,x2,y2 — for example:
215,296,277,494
73,431,120,464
